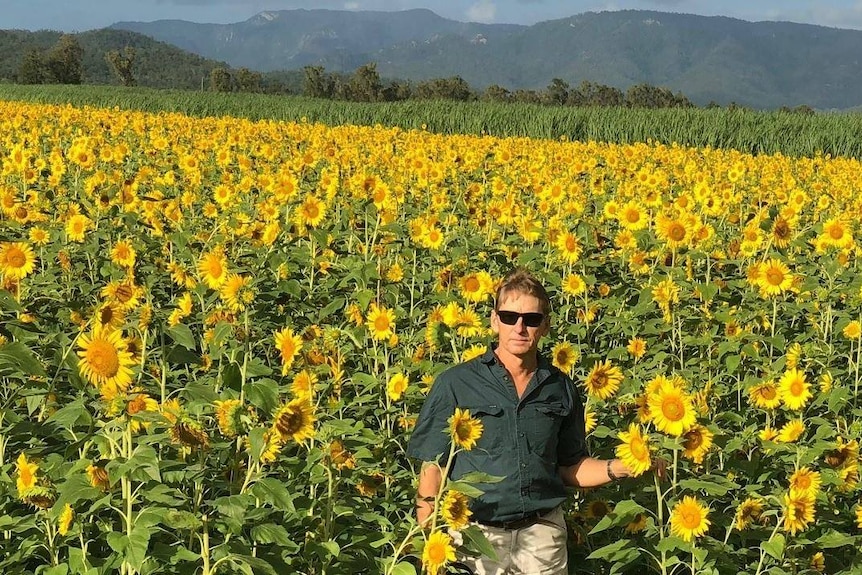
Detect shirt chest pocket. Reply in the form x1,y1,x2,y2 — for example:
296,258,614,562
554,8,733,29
524,403,569,462
461,404,505,454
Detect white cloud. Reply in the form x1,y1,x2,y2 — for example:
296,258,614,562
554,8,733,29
343,1,360,8
466,0,497,22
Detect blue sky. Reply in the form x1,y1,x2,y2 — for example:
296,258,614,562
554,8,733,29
5,0,862,32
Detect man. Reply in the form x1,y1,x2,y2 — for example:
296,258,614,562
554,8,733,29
407,268,659,575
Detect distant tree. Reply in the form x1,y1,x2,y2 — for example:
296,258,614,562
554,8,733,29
18,48,46,84
625,83,691,108
45,34,83,84
483,84,511,102
381,80,411,101
303,65,335,99
570,80,624,107
414,76,474,101
235,67,262,92
511,89,542,104
544,78,570,106
105,46,136,87
346,63,383,102
209,67,232,92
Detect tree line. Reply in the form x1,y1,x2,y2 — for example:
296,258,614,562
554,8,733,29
13,36,815,113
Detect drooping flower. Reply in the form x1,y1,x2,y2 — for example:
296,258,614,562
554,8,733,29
214,399,244,438
274,327,303,375
669,496,710,542
783,490,815,535
682,424,714,464
615,423,651,477
440,489,472,531
387,372,409,402
272,398,316,443
551,341,578,373
584,360,623,400
15,453,38,495
734,497,764,530
422,530,456,575
87,463,110,491
448,408,483,451
58,504,74,536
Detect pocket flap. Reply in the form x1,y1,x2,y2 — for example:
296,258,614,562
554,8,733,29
462,404,503,417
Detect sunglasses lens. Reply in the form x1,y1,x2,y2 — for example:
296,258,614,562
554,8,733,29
522,313,544,327
497,311,544,327
497,311,519,325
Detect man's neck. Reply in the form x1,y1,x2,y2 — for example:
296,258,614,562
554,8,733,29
495,348,538,377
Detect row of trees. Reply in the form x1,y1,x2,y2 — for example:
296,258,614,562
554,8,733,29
17,35,137,86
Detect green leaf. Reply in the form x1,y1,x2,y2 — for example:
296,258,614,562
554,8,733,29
209,321,233,349
40,566,69,575
251,523,294,547
586,539,635,561
457,471,505,484
250,478,296,513
247,426,267,463
163,510,202,531
53,475,101,510
318,297,346,321
459,524,498,561
245,378,278,413
0,341,47,377
589,499,647,534
0,289,23,311
761,533,785,560
167,323,197,351
678,476,739,496
47,398,92,430
816,529,856,548
230,555,278,575
128,445,161,482
444,481,484,498
390,562,417,575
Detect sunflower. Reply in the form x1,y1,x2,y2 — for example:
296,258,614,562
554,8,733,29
584,360,623,400
66,214,92,242
648,378,696,437
734,497,763,530
821,217,853,249
778,368,811,410
783,490,815,535
126,392,159,433
274,327,303,375
682,424,714,464
422,530,456,575
297,194,327,228
789,467,821,499
101,278,143,311
843,320,862,340
669,496,710,542
87,464,110,491
615,423,651,477
584,409,597,433
110,240,136,268
197,249,229,289
748,381,781,409
551,341,578,373
421,225,445,250
626,337,647,359
15,453,38,495
656,213,691,249
461,344,487,362
292,370,317,399
586,499,612,519
624,513,648,534
0,242,36,279
95,302,126,331
786,342,802,369
214,399,244,438
459,271,494,303
77,326,135,399
366,302,396,341
219,273,254,312
555,231,582,264
562,273,587,296
386,372,409,402
29,227,50,246
58,503,74,536
757,258,793,297
328,440,356,470
272,398,316,443
448,407,483,451
440,489,472,530
776,419,805,443
619,200,648,231
771,216,793,248
170,420,210,449
855,505,862,529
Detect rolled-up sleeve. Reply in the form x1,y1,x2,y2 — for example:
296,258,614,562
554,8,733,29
407,376,456,463
557,380,589,466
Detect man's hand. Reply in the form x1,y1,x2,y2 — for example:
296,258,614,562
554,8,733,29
651,457,668,481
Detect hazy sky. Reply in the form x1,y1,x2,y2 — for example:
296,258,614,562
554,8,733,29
5,0,862,32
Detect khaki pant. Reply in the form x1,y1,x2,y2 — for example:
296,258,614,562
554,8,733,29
456,507,568,575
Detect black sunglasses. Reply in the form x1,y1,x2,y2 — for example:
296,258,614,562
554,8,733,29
496,310,545,327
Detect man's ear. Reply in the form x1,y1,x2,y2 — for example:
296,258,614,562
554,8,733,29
490,309,500,334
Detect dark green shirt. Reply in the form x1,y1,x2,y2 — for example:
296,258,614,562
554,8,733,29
407,346,588,523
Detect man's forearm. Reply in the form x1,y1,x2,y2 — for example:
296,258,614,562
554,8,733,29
416,463,442,525
559,456,630,488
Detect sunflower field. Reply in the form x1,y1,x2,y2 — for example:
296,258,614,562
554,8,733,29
1,98,862,575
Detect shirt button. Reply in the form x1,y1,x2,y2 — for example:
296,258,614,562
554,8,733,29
521,463,527,468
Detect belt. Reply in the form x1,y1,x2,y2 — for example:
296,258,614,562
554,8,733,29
477,510,548,530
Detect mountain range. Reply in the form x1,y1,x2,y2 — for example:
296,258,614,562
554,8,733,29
106,8,862,110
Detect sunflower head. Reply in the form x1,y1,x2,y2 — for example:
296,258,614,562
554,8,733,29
448,408,483,451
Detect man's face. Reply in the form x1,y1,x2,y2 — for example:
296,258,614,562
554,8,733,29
490,291,549,359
